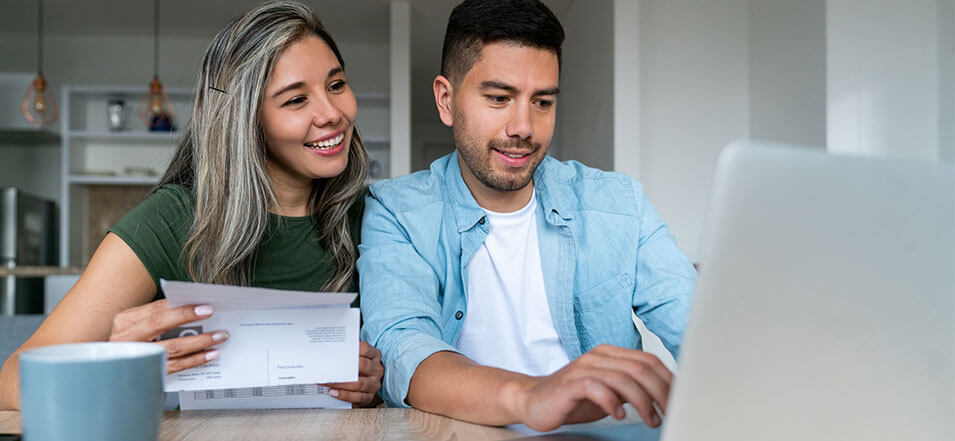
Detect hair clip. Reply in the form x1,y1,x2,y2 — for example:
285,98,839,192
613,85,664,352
208,86,228,94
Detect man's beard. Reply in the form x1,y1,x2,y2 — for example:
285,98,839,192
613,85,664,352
457,136,546,192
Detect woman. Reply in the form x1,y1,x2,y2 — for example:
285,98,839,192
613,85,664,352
0,1,383,409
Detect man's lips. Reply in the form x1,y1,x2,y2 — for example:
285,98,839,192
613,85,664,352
493,148,532,159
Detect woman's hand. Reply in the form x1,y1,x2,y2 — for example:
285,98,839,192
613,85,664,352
108,299,230,373
322,341,384,407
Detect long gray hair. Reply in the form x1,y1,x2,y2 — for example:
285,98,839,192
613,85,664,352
157,1,367,292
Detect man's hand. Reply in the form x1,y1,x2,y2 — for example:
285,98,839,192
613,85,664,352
512,344,672,432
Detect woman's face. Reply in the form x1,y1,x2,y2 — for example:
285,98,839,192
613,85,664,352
260,35,357,187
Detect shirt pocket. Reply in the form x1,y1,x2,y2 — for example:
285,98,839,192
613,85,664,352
574,272,634,313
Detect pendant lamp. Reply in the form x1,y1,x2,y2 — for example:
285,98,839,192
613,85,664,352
20,0,59,126
138,0,175,131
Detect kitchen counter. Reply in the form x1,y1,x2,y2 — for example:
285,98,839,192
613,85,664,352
0,266,84,277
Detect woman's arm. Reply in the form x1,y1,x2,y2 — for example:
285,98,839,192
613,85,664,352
0,233,226,410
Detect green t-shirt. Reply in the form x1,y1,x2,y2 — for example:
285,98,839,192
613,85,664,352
108,184,364,304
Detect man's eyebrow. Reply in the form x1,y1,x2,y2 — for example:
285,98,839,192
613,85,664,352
479,81,518,93
534,87,560,96
479,81,560,97
271,81,304,98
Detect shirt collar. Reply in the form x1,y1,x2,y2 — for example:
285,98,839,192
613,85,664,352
443,152,574,233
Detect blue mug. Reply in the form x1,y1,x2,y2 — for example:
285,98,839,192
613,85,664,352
19,342,166,441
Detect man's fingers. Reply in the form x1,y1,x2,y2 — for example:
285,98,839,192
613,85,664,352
160,330,229,358
166,349,219,374
576,346,671,412
566,376,624,422
588,367,660,426
590,344,673,384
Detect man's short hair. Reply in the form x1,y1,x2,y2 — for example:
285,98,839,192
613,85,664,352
440,0,565,85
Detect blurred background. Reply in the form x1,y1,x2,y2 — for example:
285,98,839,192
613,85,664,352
0,0,951,313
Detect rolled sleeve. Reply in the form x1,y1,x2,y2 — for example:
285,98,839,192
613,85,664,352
358,190,460,407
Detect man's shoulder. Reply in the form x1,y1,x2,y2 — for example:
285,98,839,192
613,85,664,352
539,157,645,217
367,155,452,213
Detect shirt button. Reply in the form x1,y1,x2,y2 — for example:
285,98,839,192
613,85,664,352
455,311,464,320
478,217,485,225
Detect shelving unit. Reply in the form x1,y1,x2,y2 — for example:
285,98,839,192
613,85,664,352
58,85,193,265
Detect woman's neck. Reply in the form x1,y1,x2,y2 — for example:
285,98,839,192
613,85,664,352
269,174,314,217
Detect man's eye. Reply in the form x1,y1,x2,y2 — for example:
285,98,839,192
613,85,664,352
487,95,509,105
536,99,554,109
283,96,306,107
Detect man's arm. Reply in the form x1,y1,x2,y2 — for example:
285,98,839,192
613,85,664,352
409,346,672,431
630,179,697,359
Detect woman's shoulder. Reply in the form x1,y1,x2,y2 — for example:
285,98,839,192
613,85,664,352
150,184,196,207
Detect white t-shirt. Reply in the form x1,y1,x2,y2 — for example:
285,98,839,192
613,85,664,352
455,193,571,376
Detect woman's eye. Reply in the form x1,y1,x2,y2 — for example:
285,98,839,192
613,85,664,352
283,96,306,107
329,80,347,92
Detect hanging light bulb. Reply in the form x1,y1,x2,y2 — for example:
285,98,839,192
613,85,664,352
140,74,175,131
138,0,175,131
21,0,58,126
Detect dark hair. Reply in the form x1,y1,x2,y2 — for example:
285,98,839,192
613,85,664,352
440,0,565,84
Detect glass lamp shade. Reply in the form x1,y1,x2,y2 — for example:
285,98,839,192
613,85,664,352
138,76,176,131
20,73,59,126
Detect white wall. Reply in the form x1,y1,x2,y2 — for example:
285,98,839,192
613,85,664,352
638,0,750,261
938,0,955,163
553,0,614,170
613,0,641,178
749,0,826,146
827,0,951,160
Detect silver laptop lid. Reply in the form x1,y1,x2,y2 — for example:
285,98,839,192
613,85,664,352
664,141,954,441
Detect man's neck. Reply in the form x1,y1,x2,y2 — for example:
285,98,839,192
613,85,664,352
459,166,534,214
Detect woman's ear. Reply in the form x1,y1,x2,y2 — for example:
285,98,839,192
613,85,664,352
433,75,455,127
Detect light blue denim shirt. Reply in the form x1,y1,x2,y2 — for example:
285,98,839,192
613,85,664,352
358,152,696,407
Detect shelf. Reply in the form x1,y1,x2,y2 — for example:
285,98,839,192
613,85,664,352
0,128,60,144
67,130,181,141
68,175,159,185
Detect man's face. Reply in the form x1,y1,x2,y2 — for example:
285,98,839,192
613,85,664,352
440,42,560,194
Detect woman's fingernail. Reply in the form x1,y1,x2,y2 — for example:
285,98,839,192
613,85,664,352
205,350,219,361
616,405,625,419
652,413,661,426
195,305,214,316
212,331,229,342
328,389,339,397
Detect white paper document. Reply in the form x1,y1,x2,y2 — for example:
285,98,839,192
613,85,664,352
160,279,359,394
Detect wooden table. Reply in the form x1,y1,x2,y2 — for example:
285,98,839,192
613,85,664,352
0,408,521,440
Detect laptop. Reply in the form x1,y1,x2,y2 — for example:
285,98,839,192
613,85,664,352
664,141,954,441
520,141,954,440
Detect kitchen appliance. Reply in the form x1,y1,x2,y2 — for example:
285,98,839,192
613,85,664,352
1,188,57,315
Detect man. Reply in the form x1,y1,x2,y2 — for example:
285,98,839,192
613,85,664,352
358,0,696,431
